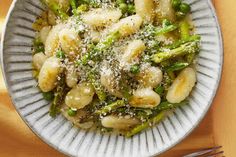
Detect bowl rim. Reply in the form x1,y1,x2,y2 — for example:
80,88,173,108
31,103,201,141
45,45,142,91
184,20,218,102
0,0,224,156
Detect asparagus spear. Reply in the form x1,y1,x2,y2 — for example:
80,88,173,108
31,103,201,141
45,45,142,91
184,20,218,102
154,100,188,112
125,111,165,137
144,23,178,37
165,35,200,49
152,41,200,63
125,100,188,137
75,4,89,14
88,72,107,101
179,20,200,64
49,73,67,117
95,100,125,115
165,62,189,72
41,0,69,20
70,0,77,11
179,20,190,39
155,24,178,36
78,31,121,65
186,53,196,63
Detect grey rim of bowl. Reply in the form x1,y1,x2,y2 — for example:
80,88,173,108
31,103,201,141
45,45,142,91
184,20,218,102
0,0,223,157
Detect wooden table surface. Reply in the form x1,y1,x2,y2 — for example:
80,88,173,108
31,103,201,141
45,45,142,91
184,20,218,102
1,0,236,157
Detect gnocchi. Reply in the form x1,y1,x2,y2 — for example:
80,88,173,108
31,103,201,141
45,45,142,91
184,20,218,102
32,52,47,70
48,10,57,25
129,88,161,108
58,28,81,56
65,65,78,88
82,8,122,27
45,0,70,12
137,65,163,88
134,0,155,22
108,15,143,37
166,68,197,103
155,0,175,21
100,65,123,98
121,40,146,66
65,83,95,109
39,26,51,45
101,115,140,130
44,24,63,57
62,107,94,129
38,57,61,92
33,0,200,136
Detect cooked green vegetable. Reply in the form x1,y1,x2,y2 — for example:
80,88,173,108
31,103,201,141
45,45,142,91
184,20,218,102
180,3,191,14
154,100,188,112
165,62,189,72
56,50,65,59
155,24,178,36
179,20,190,39
33,38,44,54
116,0,125,5
95,100,125,115
127,4,135,14
76,4,89,14
152,42,200,63
125,111,165,137
154,85,165,95
67,108,77,117
41,0,69,20
33,0,199,136
70,0,77,11
171,0,181,10
119,3,128,14
176,11,186,19
49,73,67,117
162,19,172,27
143,23,178,37
43,91,54,101
79,31,121,65
130,64,140,74
88,71,107,101
165,35,200,49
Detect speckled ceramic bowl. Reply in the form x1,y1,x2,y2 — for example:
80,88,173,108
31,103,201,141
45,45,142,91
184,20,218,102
1,0,223,156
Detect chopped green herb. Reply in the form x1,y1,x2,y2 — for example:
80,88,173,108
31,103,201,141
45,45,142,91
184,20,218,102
56,50,65,59
130,64,140,74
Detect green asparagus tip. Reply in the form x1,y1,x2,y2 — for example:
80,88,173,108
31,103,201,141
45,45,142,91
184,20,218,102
125,111,165,137
152,41,200,64
95,100,125,115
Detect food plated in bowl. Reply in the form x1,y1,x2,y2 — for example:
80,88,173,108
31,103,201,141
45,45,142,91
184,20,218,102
1,0,223,156
33,0,200,136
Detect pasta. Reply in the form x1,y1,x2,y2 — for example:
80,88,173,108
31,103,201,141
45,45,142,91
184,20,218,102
44,24,63,57
65,83,95,109
137,65,163,88
33,0,200,137
38,57,61,92
129,88,161,108
81,8,122,27
121,40,146,66
32,52,47,70
107,14,143,37
166,67,197,103
39,26,51,44
101,115,140,130
134,0,155,22
58,28,81,56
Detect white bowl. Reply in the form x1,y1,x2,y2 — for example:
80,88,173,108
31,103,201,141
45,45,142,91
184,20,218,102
1,0,223,156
